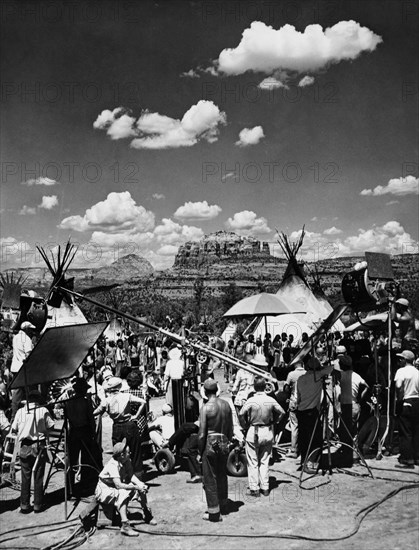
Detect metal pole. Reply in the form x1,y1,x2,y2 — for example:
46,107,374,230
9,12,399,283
57,287,278,385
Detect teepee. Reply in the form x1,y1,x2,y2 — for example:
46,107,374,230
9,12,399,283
251,228,344,341
37,241,87,331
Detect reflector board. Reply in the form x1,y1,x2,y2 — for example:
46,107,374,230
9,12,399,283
11,322,108,388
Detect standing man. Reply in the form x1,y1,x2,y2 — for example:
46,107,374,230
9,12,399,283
394,350,419,468
284,360,306,458
198,379,233,523
295,355,333,473
10,322,35,421
391,298,417,351
11,389,54,513
239,376,284,497
94,377,146,477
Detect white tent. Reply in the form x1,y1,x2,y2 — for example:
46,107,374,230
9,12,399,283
38,242,88,333
250,230,345,341
42,301,87,332
221,320,237,344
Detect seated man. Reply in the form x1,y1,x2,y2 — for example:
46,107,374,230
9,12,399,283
95,438,157,537
148,403,175,448
166,421,201,483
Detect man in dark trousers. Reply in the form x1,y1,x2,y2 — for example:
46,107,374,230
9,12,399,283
198,379,233,523
394,350,419,468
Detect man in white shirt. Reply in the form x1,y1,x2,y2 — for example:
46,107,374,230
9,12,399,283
239,376,284,497
11,389,54,513
10,322,35,421
394,350,419,468
164,346,184,406
149,403,175,448
284,361,306,458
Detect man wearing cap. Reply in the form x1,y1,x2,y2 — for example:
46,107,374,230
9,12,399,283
198,378,233,522
239,376,284,497
391,298,417,350
10,321,36,421
95,438,156,537
11,389,54,513
94,377,146,476
394,350,419,468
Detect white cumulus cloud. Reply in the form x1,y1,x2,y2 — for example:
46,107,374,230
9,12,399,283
22,177,59,186
39,195,58,210
93,107,137,140
19,205,37,215
226,210,271,237
360,176,419,196
298,75,315,87
235,126,265,147
174,201,222,221
94,101,226,150
152,193,166,200
323,226,342,235
153,218,204,246
208,20,381,84
59,191,155,233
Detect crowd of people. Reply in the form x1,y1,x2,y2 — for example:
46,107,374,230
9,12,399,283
0,296,418,536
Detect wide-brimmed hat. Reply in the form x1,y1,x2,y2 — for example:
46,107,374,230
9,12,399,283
251,354,268,368
395,298,409,308
21,321,36,330
396,350,415,362
105,377,123,391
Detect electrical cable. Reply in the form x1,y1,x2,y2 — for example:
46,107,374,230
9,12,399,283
1,483,417,546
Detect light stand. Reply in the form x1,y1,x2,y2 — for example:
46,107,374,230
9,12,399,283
299,373,374,485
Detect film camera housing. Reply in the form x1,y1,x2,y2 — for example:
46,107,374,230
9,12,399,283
341,252,397,312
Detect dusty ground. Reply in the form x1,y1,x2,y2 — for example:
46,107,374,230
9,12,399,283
1,369,418,550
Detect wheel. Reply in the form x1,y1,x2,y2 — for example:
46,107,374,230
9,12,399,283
227,448,247,477
154,449,176,474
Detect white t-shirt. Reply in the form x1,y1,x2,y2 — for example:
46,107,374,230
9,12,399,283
164,358,184,380
394,365,419,400
351,372,368,404
11,331,33,373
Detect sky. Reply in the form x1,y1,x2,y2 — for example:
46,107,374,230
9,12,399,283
1,0,418,271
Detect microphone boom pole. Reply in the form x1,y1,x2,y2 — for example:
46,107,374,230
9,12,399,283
55,287,277,385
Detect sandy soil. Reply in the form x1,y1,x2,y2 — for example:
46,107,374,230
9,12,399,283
1,369,418,550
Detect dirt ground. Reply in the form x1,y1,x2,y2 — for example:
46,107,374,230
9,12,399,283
1,369,418,550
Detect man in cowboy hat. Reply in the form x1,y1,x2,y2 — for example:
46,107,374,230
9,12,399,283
95,438,156,537
239,376,284,497
94,377,146,476
11,388,54,513
394,350,419,468
198,378,233,522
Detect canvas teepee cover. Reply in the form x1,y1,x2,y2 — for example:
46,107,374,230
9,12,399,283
252,229,344,341
37,242,87,331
